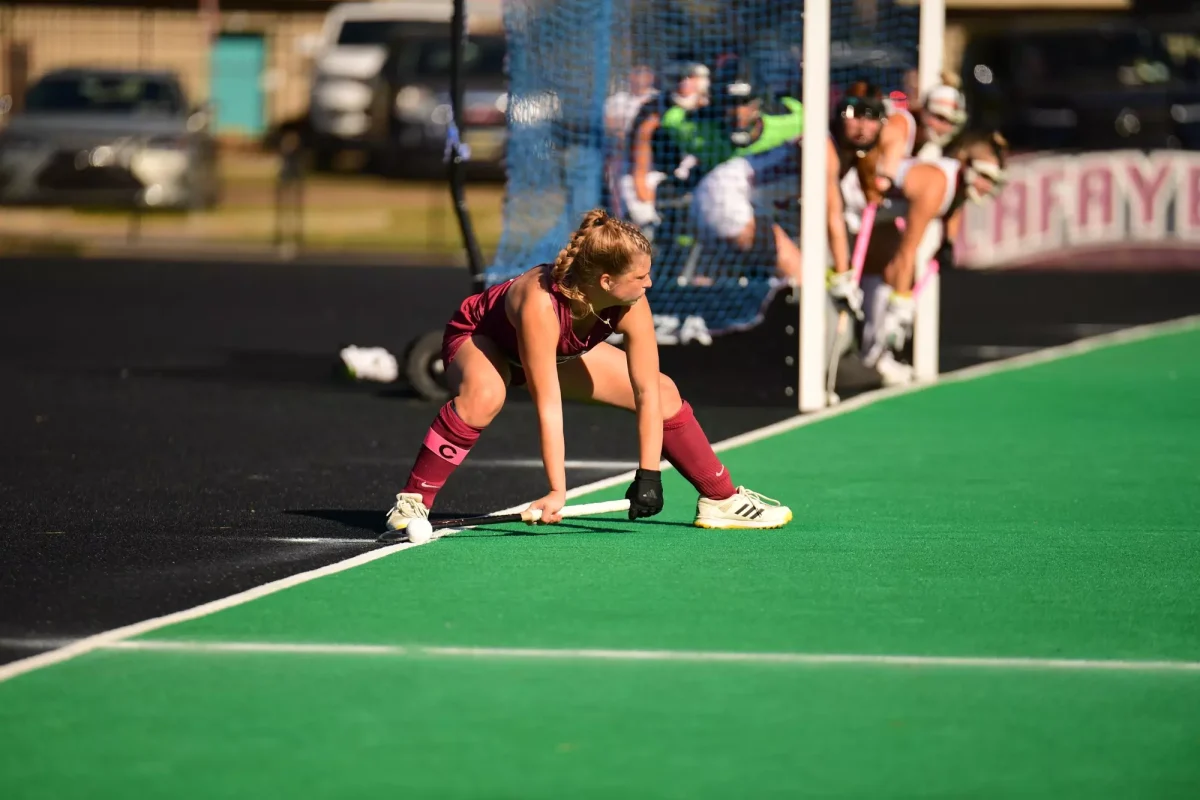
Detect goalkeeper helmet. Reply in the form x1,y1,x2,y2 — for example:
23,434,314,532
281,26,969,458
920,84,968,147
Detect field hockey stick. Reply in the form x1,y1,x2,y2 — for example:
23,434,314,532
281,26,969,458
822,202,877,395
829,200,876,329
826,308,850,397
376,498,632,543
849,202,877,286
912,258,940,298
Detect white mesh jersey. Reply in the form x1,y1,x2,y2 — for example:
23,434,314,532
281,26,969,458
839,159,905,235
895,107,948,160
839,161,869,234
915,138,944,160
835,109,941,235
893,108,919,157
692,142,799,240
832,133,893,235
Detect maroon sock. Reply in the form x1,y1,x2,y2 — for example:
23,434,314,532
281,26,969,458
402,402,482,508
663,401,735,500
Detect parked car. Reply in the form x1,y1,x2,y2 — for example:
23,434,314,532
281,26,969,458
0,67,219,210
960,22,1200,152
304,0,456,171
368,28,507,180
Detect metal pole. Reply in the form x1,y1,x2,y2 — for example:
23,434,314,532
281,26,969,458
799,0,830,412
918,0,946,95
448,0,486,289
913,0,946,381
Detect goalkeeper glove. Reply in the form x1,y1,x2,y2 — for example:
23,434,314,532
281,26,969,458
827,269,865,320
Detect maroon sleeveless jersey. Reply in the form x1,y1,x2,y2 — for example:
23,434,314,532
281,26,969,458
442,265,627,383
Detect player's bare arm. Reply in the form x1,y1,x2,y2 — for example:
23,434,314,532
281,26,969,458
825,137,851,274
876,110,910,189
615,296,664,472
886,163,946,293
631,113,662,203
511,276,568,522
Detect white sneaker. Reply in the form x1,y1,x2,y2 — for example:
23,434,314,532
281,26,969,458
385,492,430,533
875,351,915,387
694,487,793,530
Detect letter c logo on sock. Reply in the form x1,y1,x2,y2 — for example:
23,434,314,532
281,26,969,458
424,428,468,465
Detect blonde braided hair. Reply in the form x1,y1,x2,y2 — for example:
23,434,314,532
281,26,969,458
551,209,652,319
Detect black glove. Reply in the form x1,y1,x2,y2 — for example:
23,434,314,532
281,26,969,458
625,468,664,520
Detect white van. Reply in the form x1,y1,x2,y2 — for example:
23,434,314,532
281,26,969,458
305,0,500,167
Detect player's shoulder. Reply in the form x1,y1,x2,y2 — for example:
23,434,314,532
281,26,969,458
511,263,550,294
508,265,559,313
504,268,563,337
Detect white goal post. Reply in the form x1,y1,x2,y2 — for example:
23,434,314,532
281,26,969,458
798,0,947,411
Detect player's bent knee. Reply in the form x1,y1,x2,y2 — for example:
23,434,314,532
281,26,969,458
455,380,506,427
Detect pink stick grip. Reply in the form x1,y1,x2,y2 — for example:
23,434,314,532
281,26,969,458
850,202,877,285
913,259,941,298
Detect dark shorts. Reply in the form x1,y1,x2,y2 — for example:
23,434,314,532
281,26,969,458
443,327,603,390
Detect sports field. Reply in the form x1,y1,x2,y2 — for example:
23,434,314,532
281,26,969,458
2,321,1198,798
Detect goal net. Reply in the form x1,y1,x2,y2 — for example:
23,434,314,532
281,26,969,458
485,0,922,383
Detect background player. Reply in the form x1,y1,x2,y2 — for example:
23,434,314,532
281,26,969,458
385,209,793,536
689,73,805,282
619,61,710,231
877,79,968,190
825,80,889,319
862,130,1009,375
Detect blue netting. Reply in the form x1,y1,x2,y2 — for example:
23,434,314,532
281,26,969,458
488,0,918,337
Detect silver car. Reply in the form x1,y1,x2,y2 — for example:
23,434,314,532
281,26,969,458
0,67,219,210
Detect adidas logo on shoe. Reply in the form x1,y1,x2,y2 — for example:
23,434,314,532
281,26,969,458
694,487,792,530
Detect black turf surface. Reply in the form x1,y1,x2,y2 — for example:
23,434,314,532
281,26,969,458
1,255,1197,666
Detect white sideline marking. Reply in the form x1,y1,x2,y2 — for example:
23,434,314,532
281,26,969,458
1,314,1197,685
468,458,640,470
100,639,1200,674
267,537,375,545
